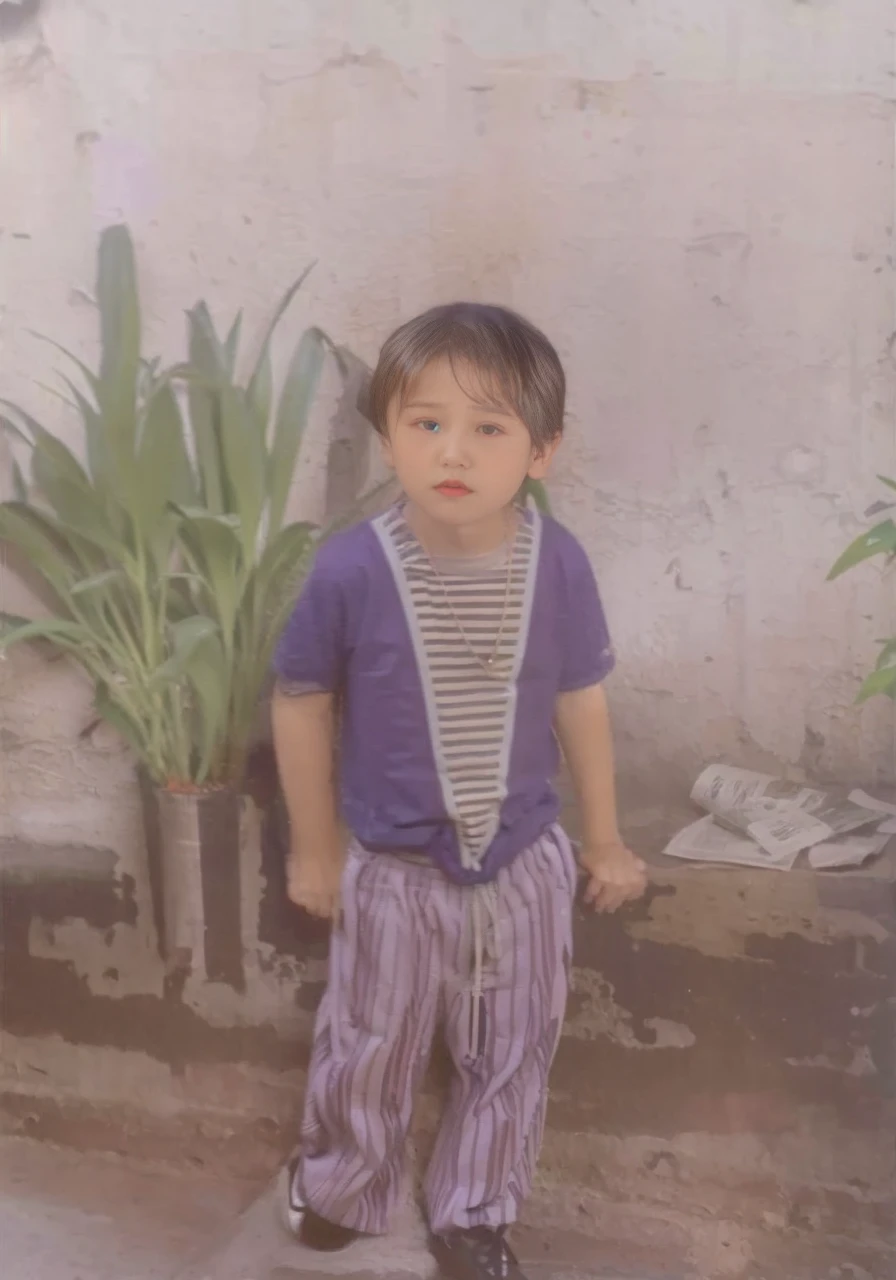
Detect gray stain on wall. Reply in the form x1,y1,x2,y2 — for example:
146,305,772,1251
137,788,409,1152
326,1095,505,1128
0,0,41,41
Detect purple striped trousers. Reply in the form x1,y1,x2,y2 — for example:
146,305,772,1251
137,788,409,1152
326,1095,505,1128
295,827,576,1234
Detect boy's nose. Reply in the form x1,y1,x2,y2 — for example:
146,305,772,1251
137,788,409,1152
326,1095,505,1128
438,431,470,467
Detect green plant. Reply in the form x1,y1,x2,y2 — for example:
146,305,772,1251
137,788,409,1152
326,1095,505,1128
169,279,329,787
828,475,896,702
0,225,330,789
521,477,551,513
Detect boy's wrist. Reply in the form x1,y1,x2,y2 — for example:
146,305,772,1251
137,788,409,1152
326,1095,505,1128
288,836,343,866
579,826,623,853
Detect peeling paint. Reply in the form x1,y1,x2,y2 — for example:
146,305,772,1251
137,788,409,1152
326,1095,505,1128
566,969,697,1049
643,1017,697,1049
625,864,895,959
786,1046,878,1078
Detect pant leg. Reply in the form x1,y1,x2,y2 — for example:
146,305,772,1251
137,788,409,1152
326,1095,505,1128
423,828,576,1233
298,849,441,1234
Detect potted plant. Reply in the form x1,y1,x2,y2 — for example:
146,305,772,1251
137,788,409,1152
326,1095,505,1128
0,225,333,989
828,476,896,702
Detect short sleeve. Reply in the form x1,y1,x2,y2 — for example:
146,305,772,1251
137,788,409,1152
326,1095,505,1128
557,531,615,693
272,545,347,693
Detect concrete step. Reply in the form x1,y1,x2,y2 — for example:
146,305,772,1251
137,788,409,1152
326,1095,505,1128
0,1135,251,1280
174,1169,436,1280
173,1168,673,1280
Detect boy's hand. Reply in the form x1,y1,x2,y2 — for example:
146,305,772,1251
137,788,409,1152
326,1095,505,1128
579,841,647,913
287,850,343,921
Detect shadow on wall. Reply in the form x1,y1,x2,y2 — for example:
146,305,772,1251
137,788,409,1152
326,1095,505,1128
0,0,42,41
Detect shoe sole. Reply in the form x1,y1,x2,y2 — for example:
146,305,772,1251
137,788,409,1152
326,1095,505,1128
279,1159,360,1252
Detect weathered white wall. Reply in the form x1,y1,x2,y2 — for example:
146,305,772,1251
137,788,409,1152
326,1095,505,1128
2,1,895,857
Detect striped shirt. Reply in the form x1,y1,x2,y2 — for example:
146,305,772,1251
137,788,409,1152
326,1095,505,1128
378,506,535,870
273,504,615,884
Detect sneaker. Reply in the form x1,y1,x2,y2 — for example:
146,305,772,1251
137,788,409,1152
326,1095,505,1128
282,1155,360,1251
430,1227,528,1280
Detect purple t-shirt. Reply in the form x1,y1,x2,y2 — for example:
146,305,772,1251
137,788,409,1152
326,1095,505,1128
273,508,614,885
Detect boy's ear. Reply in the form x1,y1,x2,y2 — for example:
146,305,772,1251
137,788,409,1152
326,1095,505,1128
527,436,560,481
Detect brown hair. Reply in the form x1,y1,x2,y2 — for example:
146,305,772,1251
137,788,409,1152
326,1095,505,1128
365,302,565,452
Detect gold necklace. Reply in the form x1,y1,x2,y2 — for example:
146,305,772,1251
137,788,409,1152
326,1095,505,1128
427,518,518,682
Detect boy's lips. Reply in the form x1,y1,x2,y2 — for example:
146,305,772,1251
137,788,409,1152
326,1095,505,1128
434,481,472,496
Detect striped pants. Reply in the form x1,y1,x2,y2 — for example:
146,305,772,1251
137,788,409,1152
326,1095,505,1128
295,827,576,1234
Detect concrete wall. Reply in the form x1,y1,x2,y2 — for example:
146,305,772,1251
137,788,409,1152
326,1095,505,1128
2,2,895,866
3,10,895,1273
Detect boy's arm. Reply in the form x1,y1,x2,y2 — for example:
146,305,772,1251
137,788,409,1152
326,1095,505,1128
554,682,647,912
272,688,344,920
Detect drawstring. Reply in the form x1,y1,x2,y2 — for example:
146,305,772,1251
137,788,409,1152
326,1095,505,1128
467,881,501,1059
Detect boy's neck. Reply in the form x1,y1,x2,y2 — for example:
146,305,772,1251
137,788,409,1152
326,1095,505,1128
403,501,518,558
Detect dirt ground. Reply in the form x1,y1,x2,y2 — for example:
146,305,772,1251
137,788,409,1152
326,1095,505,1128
0,1130,668,1280
0,1134,256,1280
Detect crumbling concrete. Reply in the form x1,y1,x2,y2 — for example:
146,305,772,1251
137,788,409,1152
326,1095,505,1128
2,759,894,1278
0,1133,254,1280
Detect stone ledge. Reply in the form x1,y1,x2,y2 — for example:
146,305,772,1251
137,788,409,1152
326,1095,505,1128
0,837,119,884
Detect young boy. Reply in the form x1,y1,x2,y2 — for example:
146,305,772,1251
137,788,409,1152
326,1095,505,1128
272,303,646,1280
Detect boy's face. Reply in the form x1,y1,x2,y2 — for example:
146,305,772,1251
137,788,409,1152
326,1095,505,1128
381,357,558,529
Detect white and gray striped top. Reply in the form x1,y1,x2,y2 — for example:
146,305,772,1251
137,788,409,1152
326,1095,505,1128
376,506,537,870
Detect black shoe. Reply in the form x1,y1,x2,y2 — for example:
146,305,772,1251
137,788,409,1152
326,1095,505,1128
430,1227,528,1280
282,1155,360,1251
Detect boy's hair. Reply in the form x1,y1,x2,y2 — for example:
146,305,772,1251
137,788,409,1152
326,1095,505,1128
366,302,565,452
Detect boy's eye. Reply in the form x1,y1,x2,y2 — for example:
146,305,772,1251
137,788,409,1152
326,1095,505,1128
478,423,503,437
417,419,440,433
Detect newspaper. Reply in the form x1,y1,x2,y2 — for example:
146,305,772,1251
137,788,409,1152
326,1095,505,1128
665,815,800,871
664,765,891,870
849,790,896,834
808,831,891,870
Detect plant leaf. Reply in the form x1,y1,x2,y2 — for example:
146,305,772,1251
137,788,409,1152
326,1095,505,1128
11,459,28,503
216,385,266,555
224,311,243,376
96,225,141,491
0,610,33,630
29,332,101,402
27,425,91,504
828,521,896,580
864,500,895,518
522,477,552,514
251,521,316,614
0,404,98,530
136,381,196,533
94,681,148,759
0,412,34,450
0,616,91,651
856,664,896,704
170,506,240,529
56,376,106,486
148,616,220,690
246,345,273,435
171,506,243,637
245,263,316,413
874,639,896,670
186,304,227,512
0,503,80,602
71,568,126,596
183,631,229,784
267,327,328,536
